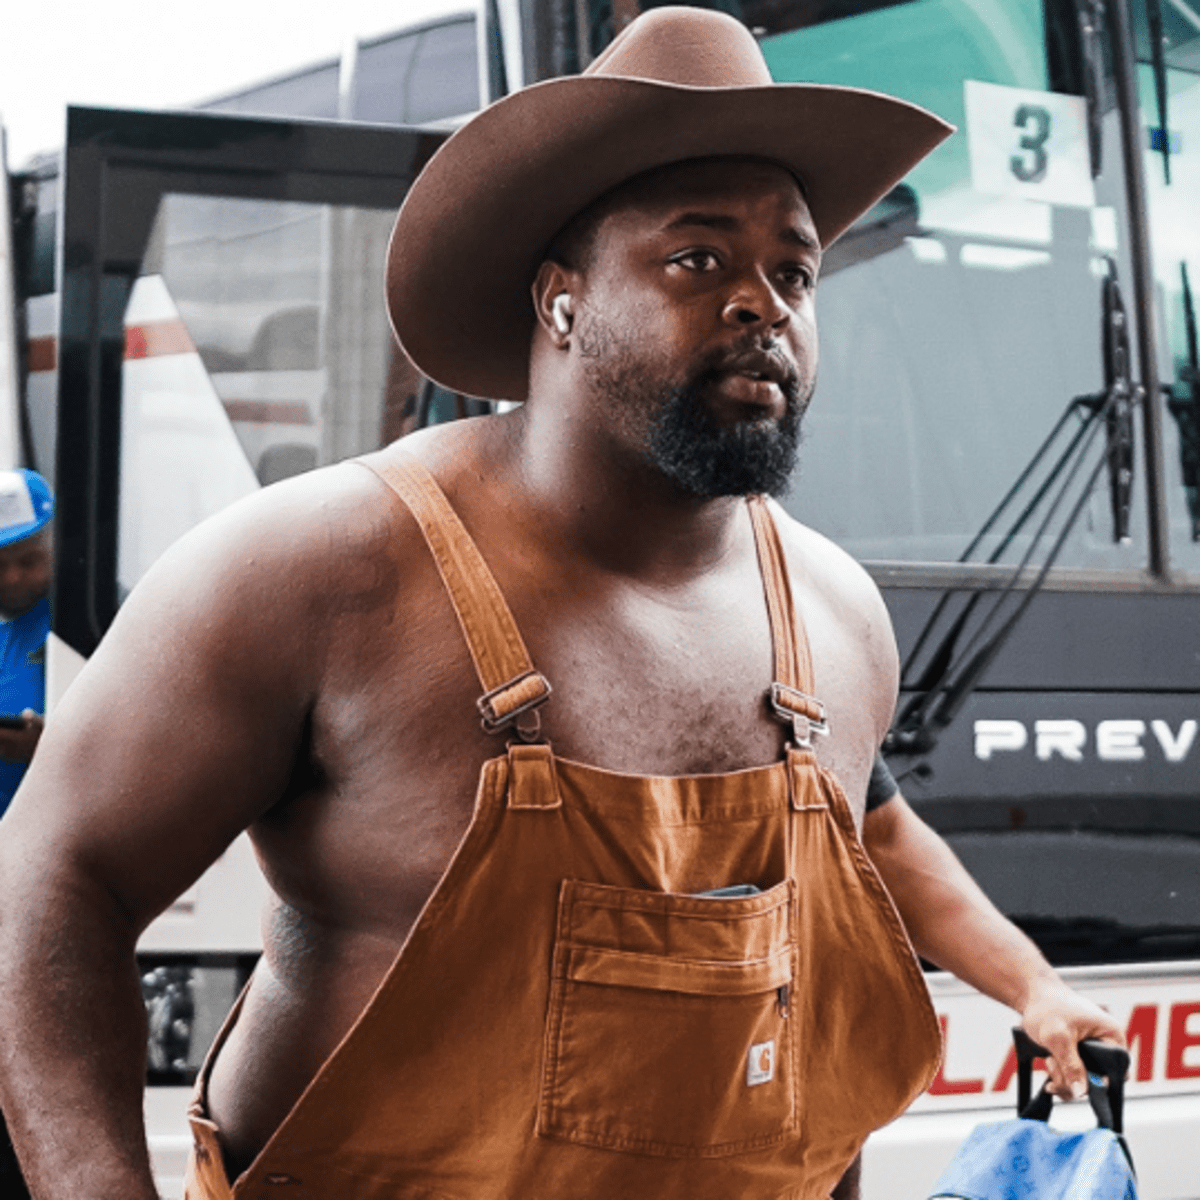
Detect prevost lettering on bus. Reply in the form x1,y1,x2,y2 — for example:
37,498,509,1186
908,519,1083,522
901,693,1200,799
911,965,1200,1115
975,718,1197,763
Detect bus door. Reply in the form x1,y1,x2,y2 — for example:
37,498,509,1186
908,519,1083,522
1141,0,1200,565
49,106,447,1182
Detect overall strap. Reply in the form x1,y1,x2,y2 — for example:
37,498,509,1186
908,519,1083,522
357,451,552,742
747,496,829,749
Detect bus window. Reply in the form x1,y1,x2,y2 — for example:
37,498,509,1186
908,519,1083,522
759,0,1148,572
117,193,412,599
1140,0,1200,572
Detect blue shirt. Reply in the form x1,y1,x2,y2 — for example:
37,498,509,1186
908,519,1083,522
0,596,50,815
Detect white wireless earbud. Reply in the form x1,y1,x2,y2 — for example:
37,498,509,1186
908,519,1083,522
552,293,572,335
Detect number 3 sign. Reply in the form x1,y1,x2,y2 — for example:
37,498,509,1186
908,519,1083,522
964,79,1096,208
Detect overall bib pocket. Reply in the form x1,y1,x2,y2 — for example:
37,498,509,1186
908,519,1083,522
537,879,796,1158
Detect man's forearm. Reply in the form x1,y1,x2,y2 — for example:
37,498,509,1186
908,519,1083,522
863,792,1125,1095
863,794,1055,1008
0,867,160,1200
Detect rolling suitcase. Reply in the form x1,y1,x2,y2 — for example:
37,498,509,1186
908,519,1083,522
928,1029,1135,1200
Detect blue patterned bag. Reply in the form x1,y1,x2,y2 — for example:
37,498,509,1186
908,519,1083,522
929,1031,1136,1200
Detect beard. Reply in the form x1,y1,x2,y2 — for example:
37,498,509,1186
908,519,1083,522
580,321,811,499
649,370,806,499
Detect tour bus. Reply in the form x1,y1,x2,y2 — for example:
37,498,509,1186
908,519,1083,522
3,0,1199,1196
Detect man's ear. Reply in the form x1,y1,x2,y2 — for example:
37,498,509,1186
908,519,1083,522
532,261,578,347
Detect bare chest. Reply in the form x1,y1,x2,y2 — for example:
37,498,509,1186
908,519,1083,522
326,559,799,781
253,551,875,934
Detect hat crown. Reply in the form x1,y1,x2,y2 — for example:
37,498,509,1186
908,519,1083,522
584,7,773,89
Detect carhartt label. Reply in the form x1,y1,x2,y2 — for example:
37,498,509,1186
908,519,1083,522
747,1039,776,1086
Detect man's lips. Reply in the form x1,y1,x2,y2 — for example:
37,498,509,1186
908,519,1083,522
713,372,784,409
709,349,796,411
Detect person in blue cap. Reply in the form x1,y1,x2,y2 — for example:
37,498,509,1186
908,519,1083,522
0,469,53,817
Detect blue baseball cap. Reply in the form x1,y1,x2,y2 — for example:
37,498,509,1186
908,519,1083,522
0,470,54,548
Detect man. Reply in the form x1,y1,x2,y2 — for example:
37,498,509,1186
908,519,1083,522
0,469,53,816
0,9,1120,1200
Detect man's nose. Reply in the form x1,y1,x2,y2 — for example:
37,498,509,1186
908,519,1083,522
720,273,791,330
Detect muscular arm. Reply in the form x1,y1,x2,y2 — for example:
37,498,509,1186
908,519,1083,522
0,476,350,1198
864,789,1125,1097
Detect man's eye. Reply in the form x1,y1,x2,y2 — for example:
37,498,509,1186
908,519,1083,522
778,264,815,292
671,249,720,271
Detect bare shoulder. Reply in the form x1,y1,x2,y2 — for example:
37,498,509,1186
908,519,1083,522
11,461,416,904
766,502,895,651
73,417,496,735
99,454,432,672
145,457,406,602
764,500,898,755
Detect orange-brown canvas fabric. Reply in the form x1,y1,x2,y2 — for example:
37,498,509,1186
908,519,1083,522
185,451,941,1200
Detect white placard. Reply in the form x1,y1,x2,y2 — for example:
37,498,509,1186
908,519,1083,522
965,79,1096,209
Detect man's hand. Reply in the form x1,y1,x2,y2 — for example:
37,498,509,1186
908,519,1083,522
0,711,43,764
1019,977,1125,1100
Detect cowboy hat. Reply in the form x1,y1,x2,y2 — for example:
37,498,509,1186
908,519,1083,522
387,5,953,402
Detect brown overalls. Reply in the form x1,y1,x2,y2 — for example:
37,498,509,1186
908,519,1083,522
185,451,941,1200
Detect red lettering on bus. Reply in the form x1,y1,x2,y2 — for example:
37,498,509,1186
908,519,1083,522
991,1044,1046,1093
929,1015,985,1095
1124,1005,1158,1082
1166,1003,1200,1080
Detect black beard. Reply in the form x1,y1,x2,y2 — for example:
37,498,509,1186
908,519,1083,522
648,370,806,499
577,312,811,499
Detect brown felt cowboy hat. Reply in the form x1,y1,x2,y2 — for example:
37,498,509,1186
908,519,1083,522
387,5,953,402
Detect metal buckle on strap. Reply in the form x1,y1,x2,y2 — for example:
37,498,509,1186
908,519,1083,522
477,671,553,742
769,682,830,750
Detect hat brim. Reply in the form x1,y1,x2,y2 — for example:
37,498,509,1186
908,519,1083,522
0,514,51,549
387,76,953,401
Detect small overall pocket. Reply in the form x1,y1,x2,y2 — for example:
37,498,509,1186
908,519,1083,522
537,879,795,1158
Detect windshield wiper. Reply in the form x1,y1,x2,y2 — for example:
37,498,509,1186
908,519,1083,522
889,406,1114,756
887,262,1137,760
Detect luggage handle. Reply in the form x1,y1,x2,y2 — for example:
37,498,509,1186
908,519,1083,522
1013,1027,1129,1128
1012,1027,1134,1173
